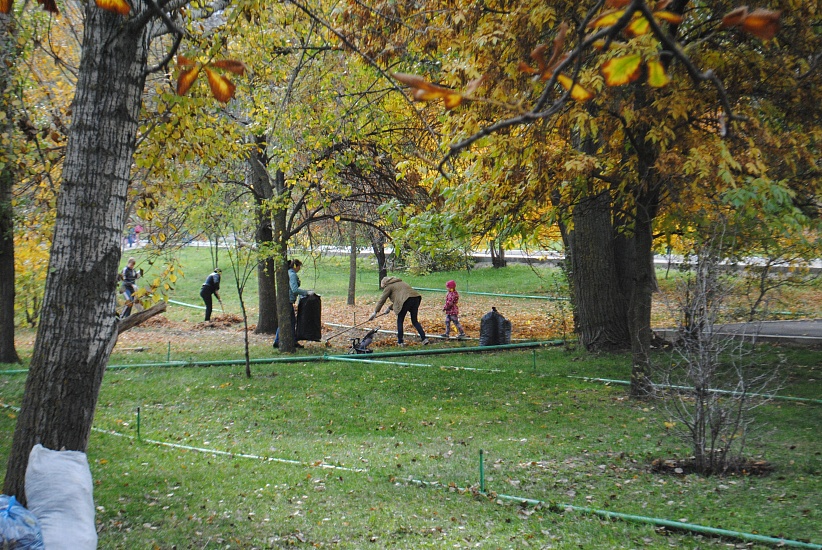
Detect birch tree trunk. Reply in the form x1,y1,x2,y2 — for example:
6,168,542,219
3,4,150,502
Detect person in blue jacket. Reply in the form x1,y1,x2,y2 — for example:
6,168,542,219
200,268,222,321
274,259,315,348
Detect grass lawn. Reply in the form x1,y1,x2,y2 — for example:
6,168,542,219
1,248,820,548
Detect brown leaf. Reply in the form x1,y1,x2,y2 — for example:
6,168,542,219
95,0,130,16
605,0,630,6
211,59,247,76
654,11,683,25
177,55,197,68
518,61,540,76
464,75,486,96
394,72,464,108
205,68,236,103
530,44,549,73
176,66,200,96
741,9,781,40
0,0,12,14
721,7,749,29
37,0,58,13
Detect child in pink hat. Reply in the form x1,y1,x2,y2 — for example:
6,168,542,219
441,280,467,340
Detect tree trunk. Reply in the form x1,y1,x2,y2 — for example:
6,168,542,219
489,239,506,268
249,135,277,334
347,221,356,305
273,169,295,352
369,229,387,284
3,5,150,502
628,208,656,397
567,191,631,350
117,301,166,333
0,13,20,364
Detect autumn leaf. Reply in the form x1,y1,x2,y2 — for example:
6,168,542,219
519,23,569,81
37,0,58,13
605,0,630,7
601,54,643,86
205,68,236,103
177,55,197,68
588,10,626,29
654,11,683,25
3,0,60,13
556,74,594,102
464,75,486,96
393,73,465,109
645,59,670,87
626,15,650,36
721,7,781,40
176,66,200,96
95,0,130,16
741,9,781,40
721,7,749,28
211,60,247,76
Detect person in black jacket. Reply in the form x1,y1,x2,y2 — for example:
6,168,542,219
120,257,142,318
200,268,222,321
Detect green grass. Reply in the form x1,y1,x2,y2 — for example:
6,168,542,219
2,249,820,548
1,346,820,548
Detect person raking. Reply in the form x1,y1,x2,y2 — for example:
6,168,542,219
368,276,429,346
200,268,222,321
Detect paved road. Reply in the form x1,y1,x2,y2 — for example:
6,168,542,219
658,319,822,346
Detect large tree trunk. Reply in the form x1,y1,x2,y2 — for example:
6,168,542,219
3,6,150,502
249,135,278,334
0,13,20,364
566,190,631,350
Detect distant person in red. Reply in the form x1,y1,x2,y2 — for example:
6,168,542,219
441,280,466,340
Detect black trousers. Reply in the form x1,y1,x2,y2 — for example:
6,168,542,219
200,287,215,321
273,304,297,345
397,296,425,343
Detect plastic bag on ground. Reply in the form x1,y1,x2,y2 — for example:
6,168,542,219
0,494,45,549
25,444,97,550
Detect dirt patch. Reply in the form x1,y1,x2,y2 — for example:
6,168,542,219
112,295,572,354
650,457,774,477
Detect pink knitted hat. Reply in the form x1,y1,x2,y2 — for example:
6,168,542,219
446,280,456,289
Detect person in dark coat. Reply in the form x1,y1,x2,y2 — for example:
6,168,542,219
368,276,428,346
200,268,222,321
274,259,315,349
120,257,142,319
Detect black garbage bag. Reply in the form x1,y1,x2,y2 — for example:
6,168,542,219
479,307,512,346
295,294,322,341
